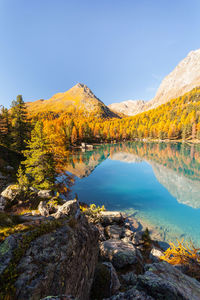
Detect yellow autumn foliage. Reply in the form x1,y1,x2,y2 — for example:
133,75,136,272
160,239,200,265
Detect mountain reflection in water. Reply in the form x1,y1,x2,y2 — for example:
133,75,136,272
65,142,200,209
62,142,200,245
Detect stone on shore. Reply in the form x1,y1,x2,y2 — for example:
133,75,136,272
100,239,143,269
38,201,50,217
38,190,53,199
101,211,125,226
149,247,163,262
121,271,137,286
1,184,21,202
52,200,80,219
91,262,120,299
137,262,200,300
105,225,123,240
104,287,154,300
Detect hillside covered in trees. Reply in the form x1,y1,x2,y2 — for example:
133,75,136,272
41,86,200,150
1,87,200,157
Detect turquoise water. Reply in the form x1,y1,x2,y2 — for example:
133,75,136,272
65,142,200,245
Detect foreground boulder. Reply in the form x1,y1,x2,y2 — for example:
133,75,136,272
91,262,120,299
38,201,50,217
104,287,154,300
0,213,99,300
1,184,21,203
37,190,53,199
52,199,80,219
101,211,125,226
137,262,200,300
41,296,76,300
100,239,143,270
105,225,123,239
149,247,163,262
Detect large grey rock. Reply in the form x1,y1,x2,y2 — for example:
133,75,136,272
137,262,200,300
38,190,53,199
104,287,154,300
6,165,14,171
149,247,163,263
101,211,125,226
41,296,76,300
131,231,144,246
13,215,99,300
121,272,137,286
38,201,50,217
124,217,140,232
105,225,123,239
0,234,20,275
53,200,80,219
0,196,6,211
1,184,21,201
103,262,120,294
100,239,143,269
96,223,106,241
91,262,120,299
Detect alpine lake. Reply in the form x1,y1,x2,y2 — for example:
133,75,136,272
63,141,200,246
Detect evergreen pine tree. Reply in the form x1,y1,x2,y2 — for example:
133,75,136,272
10,95,29,151
0,106,11,146
18,121,56,190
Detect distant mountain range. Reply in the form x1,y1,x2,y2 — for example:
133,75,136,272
26,49,200,118
109,49,200,116
109,100,145,116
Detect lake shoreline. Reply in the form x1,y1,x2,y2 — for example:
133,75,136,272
70,138,200,152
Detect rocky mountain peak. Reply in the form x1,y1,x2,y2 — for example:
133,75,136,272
109,48,200,116
149,48,200,109
109,99,145,116
72,83,98,99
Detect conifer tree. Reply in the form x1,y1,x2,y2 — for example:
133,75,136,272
10,95,29,151
0,106,10,146
18,121,56,190
71,126,78,144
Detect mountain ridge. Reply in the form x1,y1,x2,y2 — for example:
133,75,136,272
26,83,119,119
109,49,200,116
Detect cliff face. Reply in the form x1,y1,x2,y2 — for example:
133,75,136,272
109,49,200,116
0,209,99,300
149,49,200,109
1,199,200,300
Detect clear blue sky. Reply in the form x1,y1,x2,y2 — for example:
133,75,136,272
0,0,200,107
